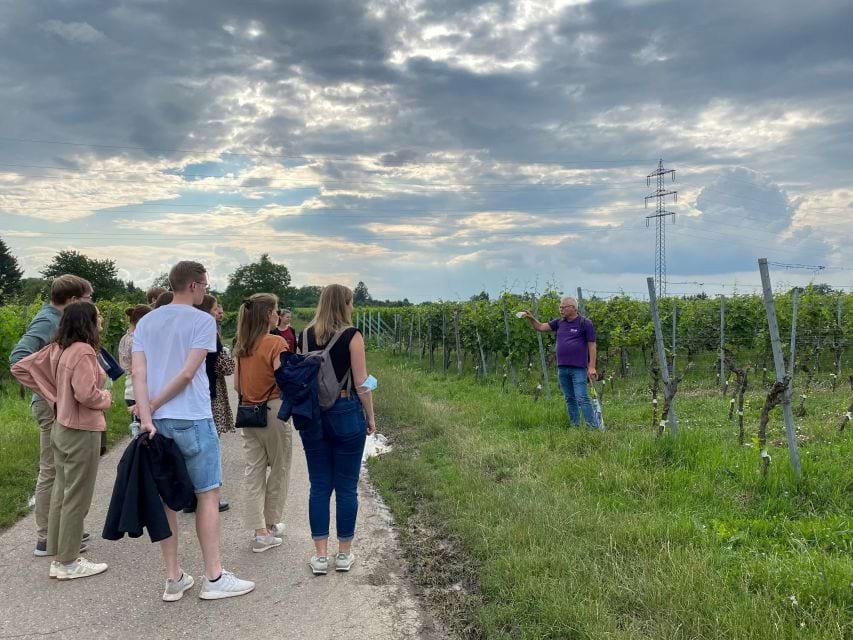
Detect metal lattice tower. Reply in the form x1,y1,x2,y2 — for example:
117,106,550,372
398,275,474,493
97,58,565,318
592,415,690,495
644,159,678,297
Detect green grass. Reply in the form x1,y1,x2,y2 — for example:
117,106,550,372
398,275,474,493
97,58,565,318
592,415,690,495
0,378,133,529
367,352,853,639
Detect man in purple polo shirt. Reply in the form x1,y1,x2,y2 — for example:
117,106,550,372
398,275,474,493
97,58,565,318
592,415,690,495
523,296,599,428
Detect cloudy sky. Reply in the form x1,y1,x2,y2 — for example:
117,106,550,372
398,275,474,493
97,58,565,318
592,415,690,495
1,0,851,301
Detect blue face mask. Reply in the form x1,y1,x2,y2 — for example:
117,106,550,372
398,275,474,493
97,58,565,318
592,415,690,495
359,374,378,392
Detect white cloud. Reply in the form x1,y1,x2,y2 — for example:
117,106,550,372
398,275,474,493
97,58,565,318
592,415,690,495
39,20,107,44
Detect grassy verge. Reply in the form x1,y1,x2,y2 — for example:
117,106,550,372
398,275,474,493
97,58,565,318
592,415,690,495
0,378,133,529
367,352,852,639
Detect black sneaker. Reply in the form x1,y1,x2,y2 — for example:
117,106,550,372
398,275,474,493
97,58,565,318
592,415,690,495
34,539,89,557
182,501,228,513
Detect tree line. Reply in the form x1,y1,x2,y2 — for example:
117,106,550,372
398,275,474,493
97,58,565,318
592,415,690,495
0,240,409,311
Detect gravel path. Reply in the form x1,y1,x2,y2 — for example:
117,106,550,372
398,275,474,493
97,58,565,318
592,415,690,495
0,381,442,640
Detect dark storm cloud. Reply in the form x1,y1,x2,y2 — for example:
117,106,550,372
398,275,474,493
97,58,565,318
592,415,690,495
0,0,850,295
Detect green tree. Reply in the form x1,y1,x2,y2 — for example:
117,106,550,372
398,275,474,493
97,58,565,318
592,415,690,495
290,285,322,308
152,272,171,289
40,249,125,300
223,254,292,310
18,277,51,303
353,281,372,305
0,237,24,303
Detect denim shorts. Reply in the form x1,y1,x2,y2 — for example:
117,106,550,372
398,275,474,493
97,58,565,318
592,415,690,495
153,417,222,493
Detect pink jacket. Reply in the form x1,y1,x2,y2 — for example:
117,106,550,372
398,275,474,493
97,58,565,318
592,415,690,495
12,342,112,431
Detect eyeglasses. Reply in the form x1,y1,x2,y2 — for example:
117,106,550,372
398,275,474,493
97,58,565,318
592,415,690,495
192,281,210,291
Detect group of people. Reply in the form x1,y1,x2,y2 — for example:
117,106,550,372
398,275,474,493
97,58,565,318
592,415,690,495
10,261,377,602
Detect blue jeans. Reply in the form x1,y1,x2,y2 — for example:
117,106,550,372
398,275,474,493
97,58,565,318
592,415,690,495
299,396,367,541
557,366,597,428
154,417,222,493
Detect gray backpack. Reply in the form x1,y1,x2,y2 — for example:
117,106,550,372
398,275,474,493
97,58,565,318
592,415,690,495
299,327,352,410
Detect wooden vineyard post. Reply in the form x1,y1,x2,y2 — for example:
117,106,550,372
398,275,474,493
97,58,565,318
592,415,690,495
650,363,660,430
418,312,424,365
377,312,383,348
427,314,434,370
453,310,463,374
531,292,551,399
788,288,800,384
408,316,414,358
476,329,488,378
839,376,853,432
833,295,843,389
720,296,726,395
368,310,373,341
669,298,678,377
647,277,677,436
576,287,585,316
757,258,802,479
501,298,517,387
441,312,448,372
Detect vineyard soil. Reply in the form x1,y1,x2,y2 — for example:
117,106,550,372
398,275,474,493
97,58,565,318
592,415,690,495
367,352,852,639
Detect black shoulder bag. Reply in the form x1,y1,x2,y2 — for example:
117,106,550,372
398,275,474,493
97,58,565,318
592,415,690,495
234,359,271,428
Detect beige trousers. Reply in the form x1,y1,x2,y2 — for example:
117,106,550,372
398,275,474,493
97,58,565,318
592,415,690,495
47,423,100,563
240,398,293,531
31,398,56,540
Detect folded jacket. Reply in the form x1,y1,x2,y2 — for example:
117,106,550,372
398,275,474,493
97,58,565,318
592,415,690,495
275,351,321,430
98,347,125,381
103,434,196,543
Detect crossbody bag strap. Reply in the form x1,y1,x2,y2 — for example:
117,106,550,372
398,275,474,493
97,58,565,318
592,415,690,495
299,328,310,355
236,356,245,405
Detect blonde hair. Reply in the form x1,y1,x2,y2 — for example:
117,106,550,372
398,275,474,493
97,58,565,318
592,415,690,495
234,293,278,358
309,284,353,344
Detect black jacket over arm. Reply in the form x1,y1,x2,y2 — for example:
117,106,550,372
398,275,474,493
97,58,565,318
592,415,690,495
102,434,196,543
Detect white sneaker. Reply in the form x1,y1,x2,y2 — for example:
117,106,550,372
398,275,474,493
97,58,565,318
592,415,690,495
309,555,328,575
335,552,355,572
162,572,195,602
268,523,285,537
199,570,255,600
55,557,108,580
252,534,282,553
49,561,61,578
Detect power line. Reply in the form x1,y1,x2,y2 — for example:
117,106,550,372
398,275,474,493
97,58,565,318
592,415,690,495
0,136,650,166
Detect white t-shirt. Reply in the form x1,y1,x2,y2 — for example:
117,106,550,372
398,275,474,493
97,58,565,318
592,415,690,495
132,304,216,420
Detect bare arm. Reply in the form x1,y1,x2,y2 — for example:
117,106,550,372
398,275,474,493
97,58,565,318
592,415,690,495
349,332,376,434
132,351,155,436
522,310,553,333
149,348,208,412
133,348,208,437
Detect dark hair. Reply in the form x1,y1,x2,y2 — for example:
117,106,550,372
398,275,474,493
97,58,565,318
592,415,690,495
154,291,174,308
146,286,167,305
194,294,217,314
125,304,152,325
51,275,93,305
55,301,100,350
